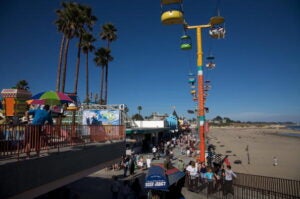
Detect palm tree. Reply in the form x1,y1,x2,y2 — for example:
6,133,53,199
54,3,67,92
124,106,129,114
137,106,142,116
81,32,96,104
14,80,29,90
55,2,77,92
73,5,97,95
55,2,82,93
100,23,118,48
99,23,117,104
132,114,143,121
94,47,113,104
55,2,72,92
94,93,99,104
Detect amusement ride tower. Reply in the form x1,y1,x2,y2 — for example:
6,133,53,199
160,0,226,163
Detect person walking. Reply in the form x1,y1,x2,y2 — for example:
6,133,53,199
223,165,237,196
177,158,185,172
273,156,278,166
129,155,135,175
123,155,130,177
152,145,158,159
214,165,224,192
25,104,53,158
223,155,231,167
186,161,198,192
199,162,207,183
146,155,152,169
204,167,215,194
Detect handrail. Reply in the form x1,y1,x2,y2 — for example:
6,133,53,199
0,124,125,160
184,172,300,198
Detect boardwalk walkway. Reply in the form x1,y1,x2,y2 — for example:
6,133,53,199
63,139,205,199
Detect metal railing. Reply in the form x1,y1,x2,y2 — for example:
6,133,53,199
185,172,300,199
0,124,125,160
234,172,300,198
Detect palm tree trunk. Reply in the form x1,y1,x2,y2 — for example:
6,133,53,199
105,41,110,105
61,37,70,93
100,66,105,104
74,36,82,95
85,53,89,105
56,35,65,92
104,63,108,105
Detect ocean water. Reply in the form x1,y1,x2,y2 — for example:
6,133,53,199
278,132,300,138
278,125,300,138
287,125,300,131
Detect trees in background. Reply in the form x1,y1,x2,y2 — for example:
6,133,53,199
13,80,30,91
54,2,117,105
99,23,117,105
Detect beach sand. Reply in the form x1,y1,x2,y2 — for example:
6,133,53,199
207,126,300,180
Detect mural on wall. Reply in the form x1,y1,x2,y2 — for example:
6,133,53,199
82,109,120,125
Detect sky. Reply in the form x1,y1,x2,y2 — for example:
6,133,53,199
0,0,299,122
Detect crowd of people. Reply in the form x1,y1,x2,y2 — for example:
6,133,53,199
175,132,237,196
184,160,236,196
109,130,237,198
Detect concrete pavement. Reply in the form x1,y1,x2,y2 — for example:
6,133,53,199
65,143,208,199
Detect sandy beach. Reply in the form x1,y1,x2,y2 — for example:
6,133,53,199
207,126,300,180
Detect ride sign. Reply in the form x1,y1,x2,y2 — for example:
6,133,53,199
145,180,167,188
145,166,169,190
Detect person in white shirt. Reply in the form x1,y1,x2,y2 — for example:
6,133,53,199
152,145,157,159
273,156,278,166
223,165,237,196
186,148,190,157
146,155,151,168
186,161,199,191
137,156,144,169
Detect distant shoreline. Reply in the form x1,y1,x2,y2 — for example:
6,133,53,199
207,126,300,180
210,124,300,134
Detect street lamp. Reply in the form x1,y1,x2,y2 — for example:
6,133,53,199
161,0,225,163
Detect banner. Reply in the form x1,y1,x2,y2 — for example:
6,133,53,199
82,109,120,125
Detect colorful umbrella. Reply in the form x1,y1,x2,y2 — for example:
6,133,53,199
29,91,73,105
26,99,46,105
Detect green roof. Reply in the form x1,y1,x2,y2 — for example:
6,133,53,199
126,127,169,135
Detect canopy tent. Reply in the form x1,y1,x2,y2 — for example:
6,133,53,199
145,164,185,191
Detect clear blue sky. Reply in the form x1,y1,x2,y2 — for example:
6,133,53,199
0,0,299,122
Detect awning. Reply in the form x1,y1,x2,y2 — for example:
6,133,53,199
166,167,186,186
144,164,185,191
145,165,169,191
126,128,170,135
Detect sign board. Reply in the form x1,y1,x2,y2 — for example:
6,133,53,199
82,109,120,125
145,165,169,191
